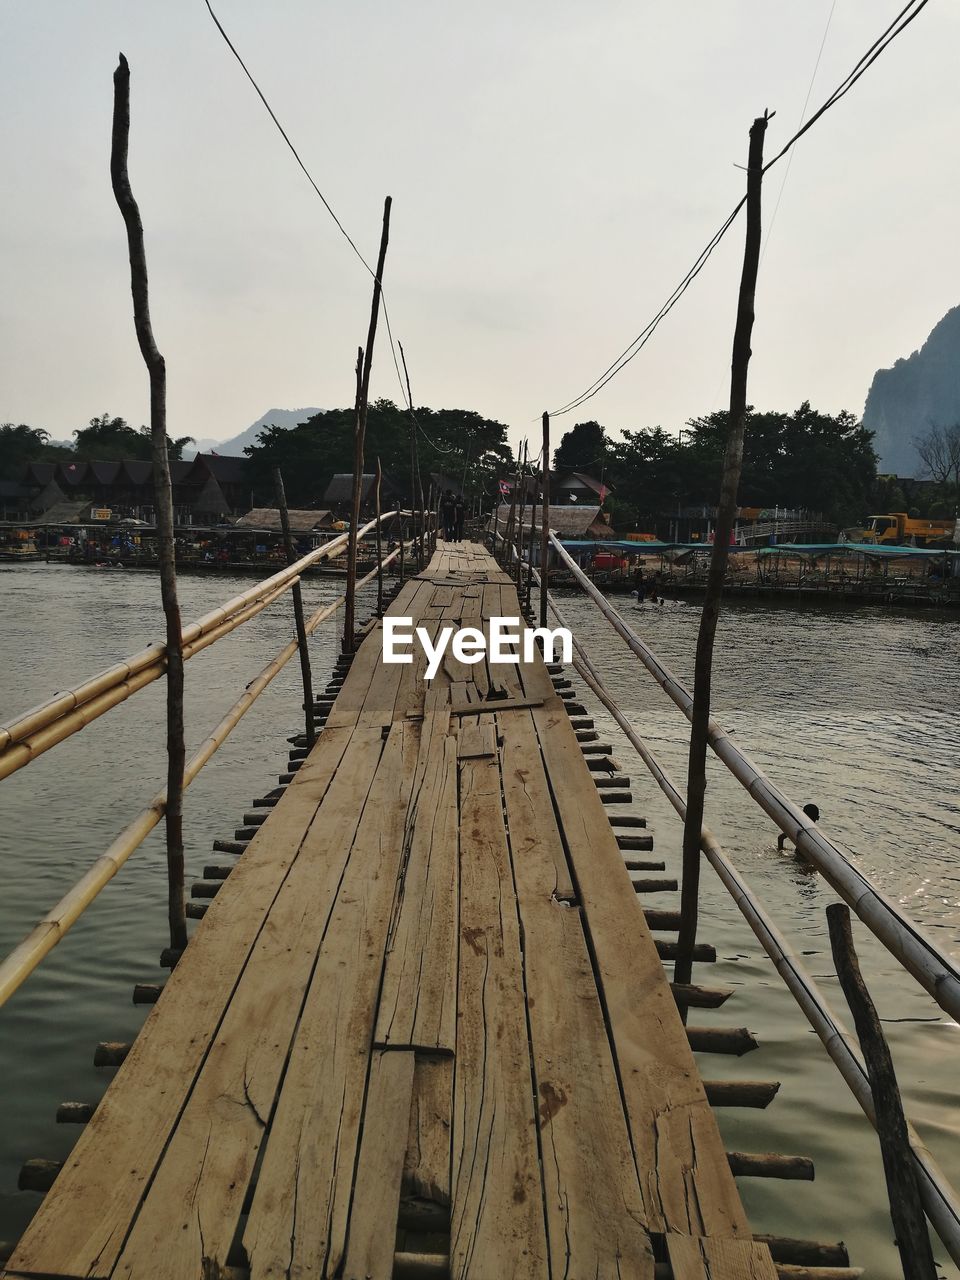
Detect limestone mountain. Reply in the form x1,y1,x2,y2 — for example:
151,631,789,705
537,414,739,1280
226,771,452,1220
184,408,322,458
863,306,960,477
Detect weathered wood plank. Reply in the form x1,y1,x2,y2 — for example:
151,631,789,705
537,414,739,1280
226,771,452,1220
451,754,549,1280
376,723,459,1052
498,709,573,901
530,702,751,1238
242,720,421,1280
341,1051,417,1280
112,728,390,1279
666,1236,778,1279
501,711,653,1274
3,725,360,1280
404,1056,453,1206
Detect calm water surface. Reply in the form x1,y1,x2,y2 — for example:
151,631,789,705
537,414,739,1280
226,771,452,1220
0,563,958,1275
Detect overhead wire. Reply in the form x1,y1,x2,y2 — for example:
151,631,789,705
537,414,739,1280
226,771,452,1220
548,0,931,418
201,0,429,431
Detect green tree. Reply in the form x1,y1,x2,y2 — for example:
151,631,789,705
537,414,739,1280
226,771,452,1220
0,423,74,477
608,403,877,527
73,413,193,461
553,420,610,473
244,400,514,507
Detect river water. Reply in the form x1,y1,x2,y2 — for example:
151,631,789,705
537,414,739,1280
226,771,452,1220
0,563,958,1274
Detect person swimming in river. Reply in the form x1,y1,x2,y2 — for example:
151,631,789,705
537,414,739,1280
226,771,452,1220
778,803,820,852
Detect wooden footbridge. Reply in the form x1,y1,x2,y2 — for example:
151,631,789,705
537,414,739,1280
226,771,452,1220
3,543,800,1280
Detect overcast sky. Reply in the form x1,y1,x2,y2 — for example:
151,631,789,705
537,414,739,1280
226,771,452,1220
1,1,956,456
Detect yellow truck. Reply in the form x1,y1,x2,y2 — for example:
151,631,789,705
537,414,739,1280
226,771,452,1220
860,513,956,546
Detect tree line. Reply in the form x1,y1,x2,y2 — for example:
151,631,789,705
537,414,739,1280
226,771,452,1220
0,415,193,476
5,401,955,527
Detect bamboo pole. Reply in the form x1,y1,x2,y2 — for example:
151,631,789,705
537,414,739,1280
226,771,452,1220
538,579,960,1268
344,196,392,651
0,578,295,783
525,473,538,611
539,412,550,627
827,905,938,1280
675,112,769,989
111,54,186,951
514,441,528,587
548,532,960,1025
0,551,399,1009
0,521,374,776
396,501,405,580
398,340,425,572
343,346,365,653
273,466,314,749
374,456,384,617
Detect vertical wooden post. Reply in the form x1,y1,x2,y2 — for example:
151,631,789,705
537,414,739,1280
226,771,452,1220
343,346,364,654
827,904,938,1280
398,340,424,572
344,195,392,653
396,500,405,580
539,411,551,628
492,497,500,563
503,473,518,572
427,482,435,557
514,441,528,586
525,472,538,612
675,113,769,989
111,55,187,952
273,465,315,749
374,455,384,617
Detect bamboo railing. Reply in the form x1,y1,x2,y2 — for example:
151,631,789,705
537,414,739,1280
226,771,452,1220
540,578,960,1267
547,531,960,1027
0,530,402,1007
0,517,393,781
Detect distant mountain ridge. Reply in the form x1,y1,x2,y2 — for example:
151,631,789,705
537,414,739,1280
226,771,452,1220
185,407,321,458
863,306,960,477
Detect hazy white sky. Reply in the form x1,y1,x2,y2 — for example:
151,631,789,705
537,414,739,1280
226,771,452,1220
1,1,956,456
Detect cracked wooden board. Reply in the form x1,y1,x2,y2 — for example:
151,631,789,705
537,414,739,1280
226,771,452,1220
530,701,751,1239
341,1050,417,1280
109,726,391,1279
242,721,421,1279
1,724,360,1280
501,710,653,1274
451,754,549,1280
375,720,459,1053
666,1237,778,1279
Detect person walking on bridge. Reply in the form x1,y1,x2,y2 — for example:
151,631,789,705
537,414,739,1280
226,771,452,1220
454,493,465,541
440,490,456,541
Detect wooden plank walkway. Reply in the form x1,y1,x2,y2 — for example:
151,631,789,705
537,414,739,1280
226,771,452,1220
3,543,775,1280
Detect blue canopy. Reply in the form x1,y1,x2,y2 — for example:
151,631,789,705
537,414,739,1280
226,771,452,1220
758,542,959,560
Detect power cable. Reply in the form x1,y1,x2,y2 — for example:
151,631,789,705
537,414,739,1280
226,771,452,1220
548,0,931,418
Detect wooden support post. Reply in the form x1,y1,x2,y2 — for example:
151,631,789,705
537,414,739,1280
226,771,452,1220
374,455,384,617
674,111,769,990
539,411,550,627
273,466,315,749
503,469,518,569
110,54,187,952
525,468,538,612
397,500,405,580
827,903,937,1280
514,440,528,586
344,194,392,652
344,346,364,653
398,339,424,571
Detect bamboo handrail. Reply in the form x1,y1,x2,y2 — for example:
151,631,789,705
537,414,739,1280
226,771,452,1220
0,515,394,770
0,578,296,783
0,550,399,1008
541,579,960,1267
548,531,960,1026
